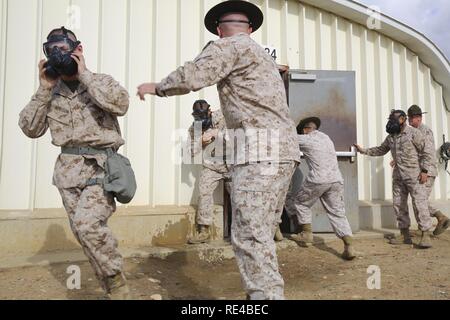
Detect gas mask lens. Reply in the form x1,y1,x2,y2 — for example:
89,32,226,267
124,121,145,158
43,38,76,57
192,109,212,131
43,37,80,78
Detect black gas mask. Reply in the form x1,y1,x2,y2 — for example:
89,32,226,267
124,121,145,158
440,135,450,175
386,110,406,135
192,100,213,132
43,28,81,79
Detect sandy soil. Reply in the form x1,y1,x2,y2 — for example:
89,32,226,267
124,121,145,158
0,232,449,300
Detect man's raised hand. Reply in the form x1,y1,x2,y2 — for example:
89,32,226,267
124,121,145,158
137,83,157,101
38,59,58,90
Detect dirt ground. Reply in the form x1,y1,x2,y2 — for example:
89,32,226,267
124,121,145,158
0,231,449,300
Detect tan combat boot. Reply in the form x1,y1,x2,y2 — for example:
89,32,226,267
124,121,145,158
389,228,413,245
291,224,313,247
107,273,132,300
417,231,433,249
274,225,284,242
433,211,450,236
187,225,211,244
341,236,356,261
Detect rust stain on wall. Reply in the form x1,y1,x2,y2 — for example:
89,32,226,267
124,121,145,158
294,87,357,151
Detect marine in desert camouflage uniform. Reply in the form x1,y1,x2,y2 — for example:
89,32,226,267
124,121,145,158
18,27,131,299
407,105,449,236
355,109,434,249
187,101,231,244
285,117,356,260
137,1,300,300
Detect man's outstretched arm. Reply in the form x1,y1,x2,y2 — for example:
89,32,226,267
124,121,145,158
137,40,237,100
354,137,391,157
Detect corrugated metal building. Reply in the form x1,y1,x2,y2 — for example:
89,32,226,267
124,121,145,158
0,0,449,257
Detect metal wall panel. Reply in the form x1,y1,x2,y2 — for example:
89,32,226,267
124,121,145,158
0,0,448,211
0,0,40,209
0,0,7,204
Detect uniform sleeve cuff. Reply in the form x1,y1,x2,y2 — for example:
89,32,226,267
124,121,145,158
155,83,166,97
35,85,53,101
78,69,95,86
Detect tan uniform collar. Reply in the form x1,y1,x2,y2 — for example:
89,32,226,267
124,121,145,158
53,79,88,99
227,32,250,39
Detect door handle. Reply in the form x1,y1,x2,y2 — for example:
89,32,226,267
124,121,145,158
336,146,357,163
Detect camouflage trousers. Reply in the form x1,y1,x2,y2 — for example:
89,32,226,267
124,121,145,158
285,181,353,238
393,179,433,231
230,161,297,300
412,176,439,218
58,173,123,291
197,166,231,226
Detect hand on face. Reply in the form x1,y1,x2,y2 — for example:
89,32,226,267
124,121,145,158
38,59,58,89
71,50,87,75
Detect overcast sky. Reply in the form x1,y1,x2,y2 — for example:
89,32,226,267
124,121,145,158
357,0,450,60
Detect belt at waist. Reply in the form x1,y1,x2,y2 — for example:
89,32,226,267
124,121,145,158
61,146,114,156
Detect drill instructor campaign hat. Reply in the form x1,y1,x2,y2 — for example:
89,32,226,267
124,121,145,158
407,105,428,117
204,0,264,35
297,117,321,134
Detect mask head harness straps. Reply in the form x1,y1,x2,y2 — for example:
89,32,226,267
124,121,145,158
192,100,211,118
390,109,406,120
43,26,80,57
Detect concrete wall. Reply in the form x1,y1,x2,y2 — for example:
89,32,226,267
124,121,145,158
0,0,448,255
0,205,225,258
